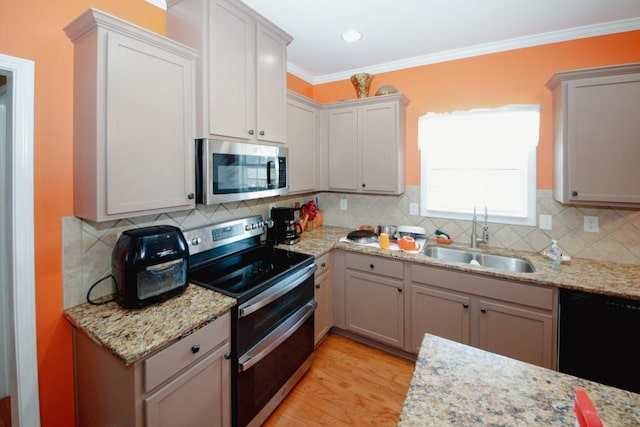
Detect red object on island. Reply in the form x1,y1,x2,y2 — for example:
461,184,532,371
574,388,603,427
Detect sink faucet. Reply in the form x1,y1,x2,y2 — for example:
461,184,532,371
470,206,489,249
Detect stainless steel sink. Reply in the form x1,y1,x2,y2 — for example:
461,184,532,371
423,247,536,273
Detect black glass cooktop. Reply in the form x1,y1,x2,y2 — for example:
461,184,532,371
188,245,313,300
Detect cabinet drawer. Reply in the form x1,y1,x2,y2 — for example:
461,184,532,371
144,312,230,392
411,264,554,311
315,252,332,277
346,252,403,279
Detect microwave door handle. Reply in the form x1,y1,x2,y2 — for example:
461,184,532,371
266,160,273,185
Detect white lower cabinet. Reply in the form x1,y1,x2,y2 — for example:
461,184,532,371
74,313,231,427
342,252,405,349
145,345,230,427
314,252,333,345
409,263,557,369
332,250,557,369
409,284,470,352
477,299,554,368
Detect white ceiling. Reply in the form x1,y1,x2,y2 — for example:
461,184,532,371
239,0,640,84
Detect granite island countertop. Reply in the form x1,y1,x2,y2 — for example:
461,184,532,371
64,284,236,365
399,334,640,426
284,226,640,301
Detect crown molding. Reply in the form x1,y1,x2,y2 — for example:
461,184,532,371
288,18,640,85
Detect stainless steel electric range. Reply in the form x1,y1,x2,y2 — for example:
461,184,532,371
183,216,316,427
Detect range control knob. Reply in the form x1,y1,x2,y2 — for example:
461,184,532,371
190,237,202,246
245,225,252,231
251,223,258,230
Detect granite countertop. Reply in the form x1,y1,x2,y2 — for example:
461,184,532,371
64,284,236,365
286,226,640,301
64,224,640,366
399,334,640,426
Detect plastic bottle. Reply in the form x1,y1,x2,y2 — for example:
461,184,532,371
550,240,561,271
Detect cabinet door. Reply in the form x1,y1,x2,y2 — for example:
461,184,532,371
256,23,288,143
209,0,254,140
409,284,470,353
345,270,404,348
477,299,553,369
359,102,399,193
567,74,640,204
327,107,359,191
106,31,194,216
145,343,231,427
287,96,319,193
314,266,333,345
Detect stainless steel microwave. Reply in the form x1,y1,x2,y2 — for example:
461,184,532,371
195,139,288,205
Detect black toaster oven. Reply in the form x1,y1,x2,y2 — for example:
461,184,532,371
112,225,188,308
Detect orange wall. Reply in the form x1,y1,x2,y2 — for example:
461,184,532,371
286,73,314,98
310,31,640,187
0,1,164,425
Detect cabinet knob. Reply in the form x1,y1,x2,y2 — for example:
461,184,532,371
480,308,487,313
397,288,403,293
321,262,326,267
224,352,231,360
362,183,366,188
315,284,321,289
369,263,374,269
187,193,195,200
463,303,469,308
259,131,265,136
248,130,254,135
191,344,201,354
571,190,578,197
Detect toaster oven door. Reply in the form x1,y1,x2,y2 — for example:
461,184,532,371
137,258,187,300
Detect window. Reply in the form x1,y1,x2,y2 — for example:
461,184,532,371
418,105,540,225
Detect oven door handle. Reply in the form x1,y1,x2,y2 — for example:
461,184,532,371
239,263,317,318
238,300,316,372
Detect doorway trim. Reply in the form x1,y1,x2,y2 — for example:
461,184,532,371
0,53,40,426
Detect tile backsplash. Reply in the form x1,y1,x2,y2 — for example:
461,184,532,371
63,186,640,308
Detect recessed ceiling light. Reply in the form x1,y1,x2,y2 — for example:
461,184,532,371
342,30,362,42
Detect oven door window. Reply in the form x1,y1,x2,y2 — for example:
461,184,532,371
212,153,285,194
237,313,313,427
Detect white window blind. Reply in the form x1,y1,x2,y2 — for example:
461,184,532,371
418,105,540,225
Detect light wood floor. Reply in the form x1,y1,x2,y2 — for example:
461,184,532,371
0,396,10,427
263,333,416,426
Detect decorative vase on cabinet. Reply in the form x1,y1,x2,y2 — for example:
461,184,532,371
167,0,293,143
64,8,197,222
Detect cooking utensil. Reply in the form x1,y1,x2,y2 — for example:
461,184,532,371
347,229,378,244
397,225,426,239
378,225,397,238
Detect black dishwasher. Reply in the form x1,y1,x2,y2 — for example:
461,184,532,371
558,288,640,393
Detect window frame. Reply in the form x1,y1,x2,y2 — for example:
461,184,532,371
418,105,540,226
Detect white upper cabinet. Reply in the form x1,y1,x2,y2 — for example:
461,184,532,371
64,8,197,222
287,92,321,194
547,62,640,206
167,0,292,143
322,94,410,194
